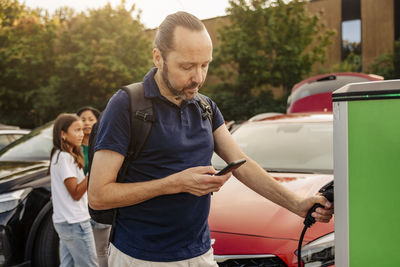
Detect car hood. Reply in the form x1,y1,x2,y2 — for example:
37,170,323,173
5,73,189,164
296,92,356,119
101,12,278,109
209,172,334,242
0,161,49,193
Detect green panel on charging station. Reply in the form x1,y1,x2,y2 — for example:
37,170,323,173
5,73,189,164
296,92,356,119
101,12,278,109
347,98,400,265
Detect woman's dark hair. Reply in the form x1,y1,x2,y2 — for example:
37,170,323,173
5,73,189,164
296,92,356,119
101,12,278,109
48,113,84,174
76,106,100,120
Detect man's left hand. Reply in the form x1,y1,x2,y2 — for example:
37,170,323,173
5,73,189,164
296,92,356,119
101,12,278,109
298,196,334,223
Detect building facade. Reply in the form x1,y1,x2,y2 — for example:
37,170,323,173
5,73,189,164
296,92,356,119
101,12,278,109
201,0,399,73
147,0,399,93
308,0,398,71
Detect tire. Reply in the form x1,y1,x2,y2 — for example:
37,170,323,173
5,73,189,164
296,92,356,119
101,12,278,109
32,212,60,267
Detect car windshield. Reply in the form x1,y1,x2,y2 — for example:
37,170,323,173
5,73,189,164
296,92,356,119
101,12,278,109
0,122,53,161
212,120,333,173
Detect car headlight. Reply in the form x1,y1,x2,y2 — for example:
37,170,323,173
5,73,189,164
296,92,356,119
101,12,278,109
299,232,334,267
0,188,32,213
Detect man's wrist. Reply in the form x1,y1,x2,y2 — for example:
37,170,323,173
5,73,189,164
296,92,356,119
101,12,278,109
162,173,183,195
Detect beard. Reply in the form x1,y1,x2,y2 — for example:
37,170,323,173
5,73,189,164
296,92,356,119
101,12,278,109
161,62,202,101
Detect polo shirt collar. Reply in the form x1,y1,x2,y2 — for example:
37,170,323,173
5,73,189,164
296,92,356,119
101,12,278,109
142,68,200,104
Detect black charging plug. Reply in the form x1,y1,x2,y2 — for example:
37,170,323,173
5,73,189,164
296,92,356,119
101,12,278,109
303,181,334,228
298,181,334,267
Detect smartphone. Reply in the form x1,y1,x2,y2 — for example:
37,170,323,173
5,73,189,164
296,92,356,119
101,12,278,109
215,158,246,176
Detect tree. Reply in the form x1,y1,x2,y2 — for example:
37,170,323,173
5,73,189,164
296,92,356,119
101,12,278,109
369,39,400,80
209,0,334,120
34,2,153,125
0,1,153,128
0,1,59,127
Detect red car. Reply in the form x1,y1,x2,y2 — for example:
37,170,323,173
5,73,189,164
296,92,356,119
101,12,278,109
209,113,334,267
286,72,383,114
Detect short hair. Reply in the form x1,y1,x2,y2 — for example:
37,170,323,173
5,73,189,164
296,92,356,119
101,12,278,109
154,11,205,58
76,106,100,120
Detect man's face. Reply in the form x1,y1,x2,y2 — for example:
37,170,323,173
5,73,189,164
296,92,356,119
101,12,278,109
155,26,213,101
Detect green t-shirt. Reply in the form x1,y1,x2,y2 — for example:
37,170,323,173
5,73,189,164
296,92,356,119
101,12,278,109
81,145,89,175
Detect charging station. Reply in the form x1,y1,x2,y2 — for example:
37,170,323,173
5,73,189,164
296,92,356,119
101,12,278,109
332,80,400,266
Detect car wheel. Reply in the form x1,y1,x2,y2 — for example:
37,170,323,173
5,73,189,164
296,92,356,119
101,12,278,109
32,212,60,267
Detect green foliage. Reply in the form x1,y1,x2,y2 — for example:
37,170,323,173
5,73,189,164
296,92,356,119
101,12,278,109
34,3,153,125
0,1,152,128
369,40,400,80
0,2,59,127
0,0,26,27
210,0,334,120
318,52,361,73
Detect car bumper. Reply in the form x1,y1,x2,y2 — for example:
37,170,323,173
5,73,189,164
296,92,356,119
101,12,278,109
211,230,301,267
214,254,287,266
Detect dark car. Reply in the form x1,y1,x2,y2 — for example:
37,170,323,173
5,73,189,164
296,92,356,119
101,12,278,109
0,123,30,150
0,122,58,266
0,129,30,150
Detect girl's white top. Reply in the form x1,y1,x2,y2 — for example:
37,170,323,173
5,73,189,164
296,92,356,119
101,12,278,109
50,150,90,223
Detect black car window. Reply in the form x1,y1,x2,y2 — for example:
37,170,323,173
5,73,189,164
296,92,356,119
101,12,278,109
212,119,333,173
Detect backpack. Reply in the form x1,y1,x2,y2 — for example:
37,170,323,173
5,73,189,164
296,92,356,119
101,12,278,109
87,82,214,225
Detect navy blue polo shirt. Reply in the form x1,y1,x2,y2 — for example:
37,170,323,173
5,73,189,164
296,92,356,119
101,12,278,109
95,68,225,261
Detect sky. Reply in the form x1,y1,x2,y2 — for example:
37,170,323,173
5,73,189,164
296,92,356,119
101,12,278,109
23,0,231,29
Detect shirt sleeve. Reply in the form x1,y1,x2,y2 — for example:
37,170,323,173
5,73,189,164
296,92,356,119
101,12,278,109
53,152,79,182
95,89,131,157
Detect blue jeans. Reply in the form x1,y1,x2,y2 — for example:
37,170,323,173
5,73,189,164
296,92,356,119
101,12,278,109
54,220,99,267
90,219,111,267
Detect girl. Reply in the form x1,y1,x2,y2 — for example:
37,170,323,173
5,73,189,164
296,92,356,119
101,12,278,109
77,106,111,267
49,113,98,267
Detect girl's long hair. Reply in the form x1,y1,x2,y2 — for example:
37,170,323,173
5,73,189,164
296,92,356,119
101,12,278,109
48,113,84,174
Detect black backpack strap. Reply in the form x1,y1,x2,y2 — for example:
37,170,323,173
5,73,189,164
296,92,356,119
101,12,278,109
87,122,98,177
109,82,155,242
87,112,103,177
197,94,213,127
119,82,155,178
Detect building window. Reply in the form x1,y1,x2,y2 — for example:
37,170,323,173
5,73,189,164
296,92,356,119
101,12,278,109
341,0,361,70
342,19,361,62
395,0,399,41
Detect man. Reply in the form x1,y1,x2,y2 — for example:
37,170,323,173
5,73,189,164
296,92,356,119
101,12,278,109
89,11,333,266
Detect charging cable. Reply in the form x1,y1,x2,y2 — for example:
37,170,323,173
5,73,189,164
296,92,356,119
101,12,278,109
297,181,334,267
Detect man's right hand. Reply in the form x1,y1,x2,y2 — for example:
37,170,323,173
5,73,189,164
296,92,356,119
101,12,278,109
174,166,231,196
90,151,231,209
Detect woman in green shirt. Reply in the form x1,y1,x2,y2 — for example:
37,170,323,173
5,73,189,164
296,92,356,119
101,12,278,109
77,107,100,175
77,106,110,267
